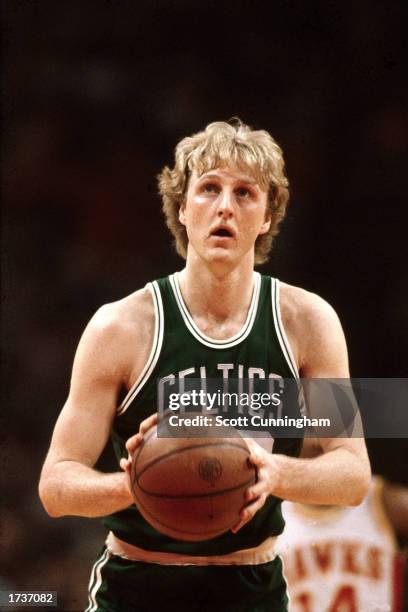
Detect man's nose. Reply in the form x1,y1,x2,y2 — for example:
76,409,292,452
217,189,234,218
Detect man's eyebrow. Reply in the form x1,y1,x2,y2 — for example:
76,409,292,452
199,173,258,185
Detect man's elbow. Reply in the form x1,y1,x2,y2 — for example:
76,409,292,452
38,477,65,518
349,462,371,506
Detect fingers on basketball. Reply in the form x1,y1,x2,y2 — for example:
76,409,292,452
245,438,265,465
232,491,266,533
125,433,142,455
139,412,158,435
124,413,159,470
119,457,131,473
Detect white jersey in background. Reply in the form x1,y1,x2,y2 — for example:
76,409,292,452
278,477,404,612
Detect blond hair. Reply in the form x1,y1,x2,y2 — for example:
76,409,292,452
158,119,289,264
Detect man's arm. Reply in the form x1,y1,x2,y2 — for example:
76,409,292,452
233,287,371,531
39,289,154,518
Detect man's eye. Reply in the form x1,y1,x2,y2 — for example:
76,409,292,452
236,187,250,197
203,183,219,193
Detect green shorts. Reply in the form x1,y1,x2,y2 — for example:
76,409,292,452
85,547,288,612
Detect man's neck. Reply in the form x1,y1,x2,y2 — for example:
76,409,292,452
178,253,256,325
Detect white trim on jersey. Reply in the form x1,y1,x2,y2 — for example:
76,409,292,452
106,531,278,566
117,281,164,416
271,278,299,380
169,271,261,349
85,548,111,612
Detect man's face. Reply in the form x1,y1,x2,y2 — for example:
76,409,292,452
179,166,271,268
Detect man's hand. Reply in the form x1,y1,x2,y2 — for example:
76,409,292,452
120,412,158,479
232,438,281,533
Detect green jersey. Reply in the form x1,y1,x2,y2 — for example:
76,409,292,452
102,272,302,556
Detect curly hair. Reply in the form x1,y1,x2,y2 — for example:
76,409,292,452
158,119,289,265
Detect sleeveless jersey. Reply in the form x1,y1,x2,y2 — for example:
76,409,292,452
277,477,403,612
103,272,302,557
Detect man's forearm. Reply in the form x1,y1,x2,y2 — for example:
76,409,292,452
39,461,133,518
272,447,370,506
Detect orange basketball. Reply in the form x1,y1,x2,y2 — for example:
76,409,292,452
129,419,256,541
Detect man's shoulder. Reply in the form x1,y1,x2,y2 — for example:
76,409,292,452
278,281,347,375
87,285,155,343
279,281,341,331
75,286,156,385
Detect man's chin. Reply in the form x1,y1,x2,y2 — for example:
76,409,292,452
188,244,244,269
205,247,236,264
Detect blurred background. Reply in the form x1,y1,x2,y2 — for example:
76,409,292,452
2,1,407,609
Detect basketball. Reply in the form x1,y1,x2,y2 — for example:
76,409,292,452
129,418,256,541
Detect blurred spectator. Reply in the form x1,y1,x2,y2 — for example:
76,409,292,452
278,477,407,611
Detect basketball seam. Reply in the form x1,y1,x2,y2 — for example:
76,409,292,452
134,475,256,499
134,440,250,480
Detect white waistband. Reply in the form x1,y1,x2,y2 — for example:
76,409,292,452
106,531,277,566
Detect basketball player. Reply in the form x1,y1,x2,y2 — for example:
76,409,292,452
39,120,371,611
278,475,408,611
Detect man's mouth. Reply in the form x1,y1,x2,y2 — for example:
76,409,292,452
211,227,234,238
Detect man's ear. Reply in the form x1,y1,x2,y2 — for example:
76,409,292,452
258,211,271,235
179,202,186,226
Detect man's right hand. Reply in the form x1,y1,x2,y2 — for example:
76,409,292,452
120,412,159,477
